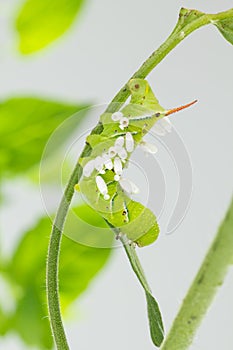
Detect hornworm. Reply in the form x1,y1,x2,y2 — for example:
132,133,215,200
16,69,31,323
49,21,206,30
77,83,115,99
76,79,196,247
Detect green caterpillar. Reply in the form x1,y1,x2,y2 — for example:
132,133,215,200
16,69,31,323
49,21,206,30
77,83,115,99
76,79,196,247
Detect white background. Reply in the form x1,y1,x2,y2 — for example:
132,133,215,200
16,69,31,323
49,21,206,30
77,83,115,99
0,0,233,349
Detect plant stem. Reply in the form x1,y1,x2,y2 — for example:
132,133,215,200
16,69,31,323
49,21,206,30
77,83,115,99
46,163,82,350
46,7,233,349
161,197,233,350
105,8,233,114
120,235,152,292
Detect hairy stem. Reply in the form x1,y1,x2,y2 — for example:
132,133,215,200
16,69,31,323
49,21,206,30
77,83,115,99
46,163,82,350
161,197,233,350
46,7,233,349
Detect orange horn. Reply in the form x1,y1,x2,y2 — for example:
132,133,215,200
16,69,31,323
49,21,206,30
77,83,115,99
165,99,198,116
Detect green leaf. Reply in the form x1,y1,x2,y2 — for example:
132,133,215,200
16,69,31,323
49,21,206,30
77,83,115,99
214,17,233,45
5,207,112,348
120,235,164,347
16,0,85,54
0,97,88,177
146,292,164,347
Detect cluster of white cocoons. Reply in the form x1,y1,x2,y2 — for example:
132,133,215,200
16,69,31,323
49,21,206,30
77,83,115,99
83,116,137,200
82,110,172,201
111,111,129,130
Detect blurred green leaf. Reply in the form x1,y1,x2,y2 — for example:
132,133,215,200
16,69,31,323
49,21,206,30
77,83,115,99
214,17,233,45
12,286,53,349
0,306,8,336
16,0,85,54
4,206,112,349
0,97,88,177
